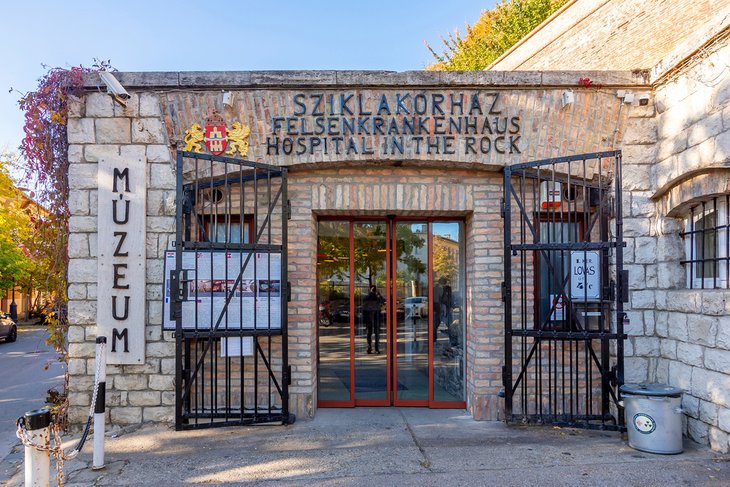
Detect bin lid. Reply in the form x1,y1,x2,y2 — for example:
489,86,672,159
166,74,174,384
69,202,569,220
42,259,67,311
620,383,683,397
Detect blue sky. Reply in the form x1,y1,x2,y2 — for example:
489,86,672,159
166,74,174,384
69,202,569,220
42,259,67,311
0,0,493,158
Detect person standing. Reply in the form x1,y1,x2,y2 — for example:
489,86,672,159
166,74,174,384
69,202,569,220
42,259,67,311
364,285,384,354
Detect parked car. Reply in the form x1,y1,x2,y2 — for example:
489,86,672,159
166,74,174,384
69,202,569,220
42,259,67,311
404,296,428,319
0,313,17,343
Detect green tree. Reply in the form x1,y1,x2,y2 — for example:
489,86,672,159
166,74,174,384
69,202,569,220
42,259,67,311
0,156,34,287
427,0,569,70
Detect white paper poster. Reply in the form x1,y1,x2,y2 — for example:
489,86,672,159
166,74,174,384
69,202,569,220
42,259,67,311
164,250,282,330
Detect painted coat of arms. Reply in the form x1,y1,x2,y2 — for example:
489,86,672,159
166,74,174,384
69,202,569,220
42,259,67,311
184,111,251,158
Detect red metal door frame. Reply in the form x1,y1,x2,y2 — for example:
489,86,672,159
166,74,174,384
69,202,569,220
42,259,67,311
317,217,467,409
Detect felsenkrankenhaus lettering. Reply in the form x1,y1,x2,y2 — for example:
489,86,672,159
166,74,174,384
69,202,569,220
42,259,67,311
266,91,522,157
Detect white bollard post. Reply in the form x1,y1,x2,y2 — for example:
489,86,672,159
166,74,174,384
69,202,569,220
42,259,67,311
92,336,107,470
23,409,51,487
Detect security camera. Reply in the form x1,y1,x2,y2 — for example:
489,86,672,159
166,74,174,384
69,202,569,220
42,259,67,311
638,93,650,106
99,71,130,104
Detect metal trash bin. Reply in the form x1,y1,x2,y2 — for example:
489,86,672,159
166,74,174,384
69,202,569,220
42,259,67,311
620,383,684,454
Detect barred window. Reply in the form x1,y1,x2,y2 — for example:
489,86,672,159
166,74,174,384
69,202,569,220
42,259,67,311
681,196,729,289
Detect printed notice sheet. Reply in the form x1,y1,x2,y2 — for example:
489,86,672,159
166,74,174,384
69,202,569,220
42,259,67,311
164,250,282,330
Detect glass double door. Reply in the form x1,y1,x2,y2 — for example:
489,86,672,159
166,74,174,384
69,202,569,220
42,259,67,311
317,219,465,407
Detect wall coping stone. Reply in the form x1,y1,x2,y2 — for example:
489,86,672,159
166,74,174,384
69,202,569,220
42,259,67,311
82,70,650,90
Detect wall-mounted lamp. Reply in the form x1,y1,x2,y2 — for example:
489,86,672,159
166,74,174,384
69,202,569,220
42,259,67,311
561,89,574,108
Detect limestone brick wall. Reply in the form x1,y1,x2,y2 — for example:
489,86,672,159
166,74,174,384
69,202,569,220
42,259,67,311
623,35,730,452
66,91,177,426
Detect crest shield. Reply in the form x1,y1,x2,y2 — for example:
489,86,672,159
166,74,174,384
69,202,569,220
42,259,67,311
204,113,228,155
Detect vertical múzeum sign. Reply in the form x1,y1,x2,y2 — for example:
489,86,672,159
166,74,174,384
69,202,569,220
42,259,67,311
97,155,146,364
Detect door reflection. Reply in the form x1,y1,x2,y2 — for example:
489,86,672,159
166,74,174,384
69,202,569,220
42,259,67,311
432,222,465,402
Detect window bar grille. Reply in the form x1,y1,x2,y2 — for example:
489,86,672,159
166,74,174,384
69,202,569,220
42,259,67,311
681,196,729,289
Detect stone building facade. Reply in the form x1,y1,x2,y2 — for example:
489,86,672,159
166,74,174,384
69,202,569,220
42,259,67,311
65,2,730,453
489,0,730,454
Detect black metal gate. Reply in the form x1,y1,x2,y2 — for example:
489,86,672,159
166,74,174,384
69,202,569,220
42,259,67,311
502,151,626,430
171,150,291,429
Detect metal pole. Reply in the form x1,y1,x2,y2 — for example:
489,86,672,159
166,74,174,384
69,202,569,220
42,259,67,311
92,337,107,470
23,409,50,487
10,279,18,322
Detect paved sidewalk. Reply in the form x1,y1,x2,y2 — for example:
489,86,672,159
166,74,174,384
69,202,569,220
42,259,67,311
7,408,730,486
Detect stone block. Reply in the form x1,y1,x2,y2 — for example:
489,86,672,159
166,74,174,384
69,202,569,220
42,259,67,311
667,313,689,341
624,357,648,383
68,144,83,163
634,237,657,264
705,348,730,373
149,163,176,190
688,315,717,347
631,290,655,309
139,93,161,117
691,367,730,408
68,341,96,358
147,191,176,217
676,342,703,365
68,119,95,143
717,319,730,350
146,145,172,163
655,311,669,337
132,118,168,144
113,374,148,390
67,325,86,343
669,360,693,390
708,427,729,453
701,292,727,316
161,391,175,406
110,406,142,424
719,407,730,432
95,118,131,144
67,234,89,258
120,145,147,160
687,417,709,444
700,399,719,426
160,358,175,375
633,337,659,357
68,164,98,191
85,144,119,162
86,92,114,117
682,393,700,418
623,118,657,145
148,374,174,391
143,406,174,422
146,341,174,358
687,112,723,147
622,164,652,191
113,93,140,118
68,259,98,283
630,192,655,217
69,190,89,216
127,390,161,406
659,339,677,359
67,284,86,300
67,358,86,375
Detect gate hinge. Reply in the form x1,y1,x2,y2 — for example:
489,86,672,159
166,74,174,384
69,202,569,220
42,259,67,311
182,188,195,216
500,197,505,219
286,199,292,220
501,281,508,302
285,365,292,385
609,365,618,387
286,281,292,302
501,366,509,388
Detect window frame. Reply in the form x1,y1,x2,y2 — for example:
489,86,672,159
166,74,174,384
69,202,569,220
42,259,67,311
683,197,728,289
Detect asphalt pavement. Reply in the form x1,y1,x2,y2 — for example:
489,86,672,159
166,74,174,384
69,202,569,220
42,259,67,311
0,323,65,484
6,407,730,486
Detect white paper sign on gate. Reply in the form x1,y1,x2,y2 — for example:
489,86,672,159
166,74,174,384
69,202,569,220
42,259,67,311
570,250,600,300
